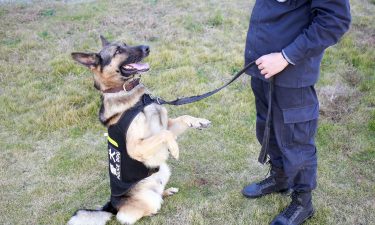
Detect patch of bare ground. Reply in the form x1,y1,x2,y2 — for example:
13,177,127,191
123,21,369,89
318,67,362,122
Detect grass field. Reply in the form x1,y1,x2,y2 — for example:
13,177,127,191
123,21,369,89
0,0,374,224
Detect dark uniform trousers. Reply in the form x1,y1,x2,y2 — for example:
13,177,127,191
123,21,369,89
251,77,319,192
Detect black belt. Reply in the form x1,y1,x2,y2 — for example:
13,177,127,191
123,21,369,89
152,61,273,164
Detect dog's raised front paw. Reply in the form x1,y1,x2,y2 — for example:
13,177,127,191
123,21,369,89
188,118,211,130
161,130,179,160
168,140,179,160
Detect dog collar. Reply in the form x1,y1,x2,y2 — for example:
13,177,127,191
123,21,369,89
103,78,140,93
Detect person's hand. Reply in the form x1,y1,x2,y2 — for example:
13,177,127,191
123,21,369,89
255,52,289,79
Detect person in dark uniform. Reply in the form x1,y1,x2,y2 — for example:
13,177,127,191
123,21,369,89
242,0,351,224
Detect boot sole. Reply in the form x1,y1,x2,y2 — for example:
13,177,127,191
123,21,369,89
300,209,315,225
242,188,291,199
269,208,315,225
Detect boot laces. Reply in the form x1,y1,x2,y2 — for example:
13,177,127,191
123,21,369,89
283,192,302,219
258,176,274,186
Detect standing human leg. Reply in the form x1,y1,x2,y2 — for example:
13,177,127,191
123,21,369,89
270,85,318,225
242,77,289,198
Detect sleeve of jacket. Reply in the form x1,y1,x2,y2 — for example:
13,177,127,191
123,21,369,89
282,0,351,65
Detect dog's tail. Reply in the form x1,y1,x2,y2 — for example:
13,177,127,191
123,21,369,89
67,201,117,225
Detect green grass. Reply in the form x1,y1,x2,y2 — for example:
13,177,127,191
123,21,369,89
0,0,374,224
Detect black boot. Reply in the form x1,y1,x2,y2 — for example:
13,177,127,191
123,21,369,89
270,191,315,225
242,164,290,198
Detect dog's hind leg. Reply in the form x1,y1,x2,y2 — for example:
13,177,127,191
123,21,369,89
163,187,179,198
168,115,211,136
116,193,163,224
116,206,145,225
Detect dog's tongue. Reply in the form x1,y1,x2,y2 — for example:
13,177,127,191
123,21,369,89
127,63,149,71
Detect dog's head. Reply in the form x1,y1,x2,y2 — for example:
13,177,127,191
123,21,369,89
71,36,150,92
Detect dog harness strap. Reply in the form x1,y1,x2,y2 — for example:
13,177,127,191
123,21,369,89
107,94,158,206
155,61,256,106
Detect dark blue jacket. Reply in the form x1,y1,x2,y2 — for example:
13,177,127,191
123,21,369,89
245,0,351,88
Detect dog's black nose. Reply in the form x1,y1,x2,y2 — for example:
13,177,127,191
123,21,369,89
141,45,150,56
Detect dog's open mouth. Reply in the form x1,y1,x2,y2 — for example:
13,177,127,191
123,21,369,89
120,62,150,76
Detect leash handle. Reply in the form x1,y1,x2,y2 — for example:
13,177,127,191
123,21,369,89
155,61,256,106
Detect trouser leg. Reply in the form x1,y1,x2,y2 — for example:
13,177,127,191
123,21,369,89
271,84,319,192
242,77,290,199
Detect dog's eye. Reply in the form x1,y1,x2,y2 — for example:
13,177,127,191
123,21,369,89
114,49,121,56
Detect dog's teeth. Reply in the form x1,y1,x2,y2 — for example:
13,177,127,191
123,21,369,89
123,65,133,69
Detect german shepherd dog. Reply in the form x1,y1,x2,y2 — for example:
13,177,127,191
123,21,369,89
68,36,211,225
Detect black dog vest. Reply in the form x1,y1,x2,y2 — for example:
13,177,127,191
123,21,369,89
107,94,158,207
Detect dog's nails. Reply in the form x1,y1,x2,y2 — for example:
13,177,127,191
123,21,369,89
199,122,208,128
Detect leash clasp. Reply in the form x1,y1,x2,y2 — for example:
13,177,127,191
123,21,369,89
149,94,162,105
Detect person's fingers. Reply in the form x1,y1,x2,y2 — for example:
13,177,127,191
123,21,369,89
260,69,268,75
258,65,264,70
265,72,275,79
255,58,263,65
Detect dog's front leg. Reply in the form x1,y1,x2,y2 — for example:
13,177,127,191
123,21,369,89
168,115,211,137
127,130,180,161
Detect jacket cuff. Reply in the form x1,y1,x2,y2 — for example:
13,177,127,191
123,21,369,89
282,47,298,65
281,49,295,65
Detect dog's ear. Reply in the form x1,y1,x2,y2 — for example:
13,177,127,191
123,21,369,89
100,35,110,47
71,52,100,67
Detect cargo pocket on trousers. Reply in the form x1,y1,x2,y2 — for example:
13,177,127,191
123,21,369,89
281,103,319,146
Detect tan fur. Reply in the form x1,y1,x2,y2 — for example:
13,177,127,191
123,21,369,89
71,39,211,225
100,84,146,126
91,49,130,91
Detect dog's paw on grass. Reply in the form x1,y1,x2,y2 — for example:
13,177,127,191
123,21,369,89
163,187,179,197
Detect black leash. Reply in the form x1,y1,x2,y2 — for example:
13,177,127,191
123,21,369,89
258,77,274,164
153,61,256,106
151,60,273,165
